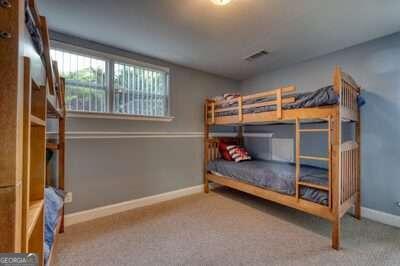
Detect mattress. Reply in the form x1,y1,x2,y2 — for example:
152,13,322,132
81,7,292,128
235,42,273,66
207,159,328,205
215,86,339,117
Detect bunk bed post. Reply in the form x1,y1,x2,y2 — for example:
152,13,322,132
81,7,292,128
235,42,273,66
276,88,282,119
331,66,342,250
237,125,244,146
21,58,33,252
295,118,300,200
328,115,332,209
331,110,341,250
354,111,361,219
204,101,210,193
59,78,66,233
238,96,243,122
211,102,215,124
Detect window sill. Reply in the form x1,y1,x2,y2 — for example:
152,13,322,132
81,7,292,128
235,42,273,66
67,111,175,122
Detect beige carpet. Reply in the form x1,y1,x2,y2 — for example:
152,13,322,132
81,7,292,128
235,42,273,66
53,187,400,266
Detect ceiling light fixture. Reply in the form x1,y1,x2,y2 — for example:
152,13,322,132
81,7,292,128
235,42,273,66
211,0,231,6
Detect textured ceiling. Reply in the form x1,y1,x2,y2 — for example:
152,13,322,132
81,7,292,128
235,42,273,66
38,0,400,80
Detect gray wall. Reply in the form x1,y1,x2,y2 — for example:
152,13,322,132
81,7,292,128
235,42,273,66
240,32,400,216
50,32,240,213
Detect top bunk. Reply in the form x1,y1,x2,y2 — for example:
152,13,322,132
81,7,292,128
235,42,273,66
25,0,65,118
205,67,361,125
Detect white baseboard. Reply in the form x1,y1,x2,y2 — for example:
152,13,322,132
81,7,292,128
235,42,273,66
65,185,400,229
65,185,203,226
361,207,400,228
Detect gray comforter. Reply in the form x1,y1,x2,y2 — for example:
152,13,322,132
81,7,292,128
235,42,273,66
207,159,328,205
216,86,338,117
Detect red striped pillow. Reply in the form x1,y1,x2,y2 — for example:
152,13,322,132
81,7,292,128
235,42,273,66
226,145,251,162
218,140,233,161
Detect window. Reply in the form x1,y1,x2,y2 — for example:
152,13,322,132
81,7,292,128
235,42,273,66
50,49,108,113
50,43,170,119
113,62,169,117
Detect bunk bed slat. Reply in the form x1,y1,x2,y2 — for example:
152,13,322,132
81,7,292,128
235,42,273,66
241,85,295,101
299,155,329,161
46,143,59,150
276,88,282,119
298,182,329,191
211,102,215,124
212,106,237,113
238,96,243,122
299,129,329,132
242,97,295,110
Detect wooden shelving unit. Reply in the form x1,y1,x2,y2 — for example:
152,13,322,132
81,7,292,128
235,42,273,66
1,1,65,264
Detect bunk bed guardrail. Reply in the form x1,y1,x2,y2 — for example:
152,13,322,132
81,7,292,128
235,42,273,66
207,86,296,124
334,67,360,121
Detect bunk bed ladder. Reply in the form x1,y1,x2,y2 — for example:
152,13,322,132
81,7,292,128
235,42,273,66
295,117,332,208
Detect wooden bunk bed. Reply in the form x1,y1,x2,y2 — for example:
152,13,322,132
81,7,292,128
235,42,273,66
0,0,65,265
203,67,361,250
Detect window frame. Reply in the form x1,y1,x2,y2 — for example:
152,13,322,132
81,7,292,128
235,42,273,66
51,41,173,121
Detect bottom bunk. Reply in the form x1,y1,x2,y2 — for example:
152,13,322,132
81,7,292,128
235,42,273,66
44,187,64,266
208,159,329,206
206,172,333,221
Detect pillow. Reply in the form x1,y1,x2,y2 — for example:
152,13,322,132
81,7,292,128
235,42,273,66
218,140,233,161
223,93,240,102
226,145,251,163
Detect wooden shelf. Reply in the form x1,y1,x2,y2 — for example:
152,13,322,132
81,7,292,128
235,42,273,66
46,142,59,150
27,199,44,238
47,94,63,118
30,115,46,127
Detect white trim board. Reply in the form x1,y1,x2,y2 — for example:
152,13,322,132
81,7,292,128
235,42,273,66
360,207,400,228
48,131,204,139
47,131,274,139
67,111,175,122
65,184,400,228
64,185,203,226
